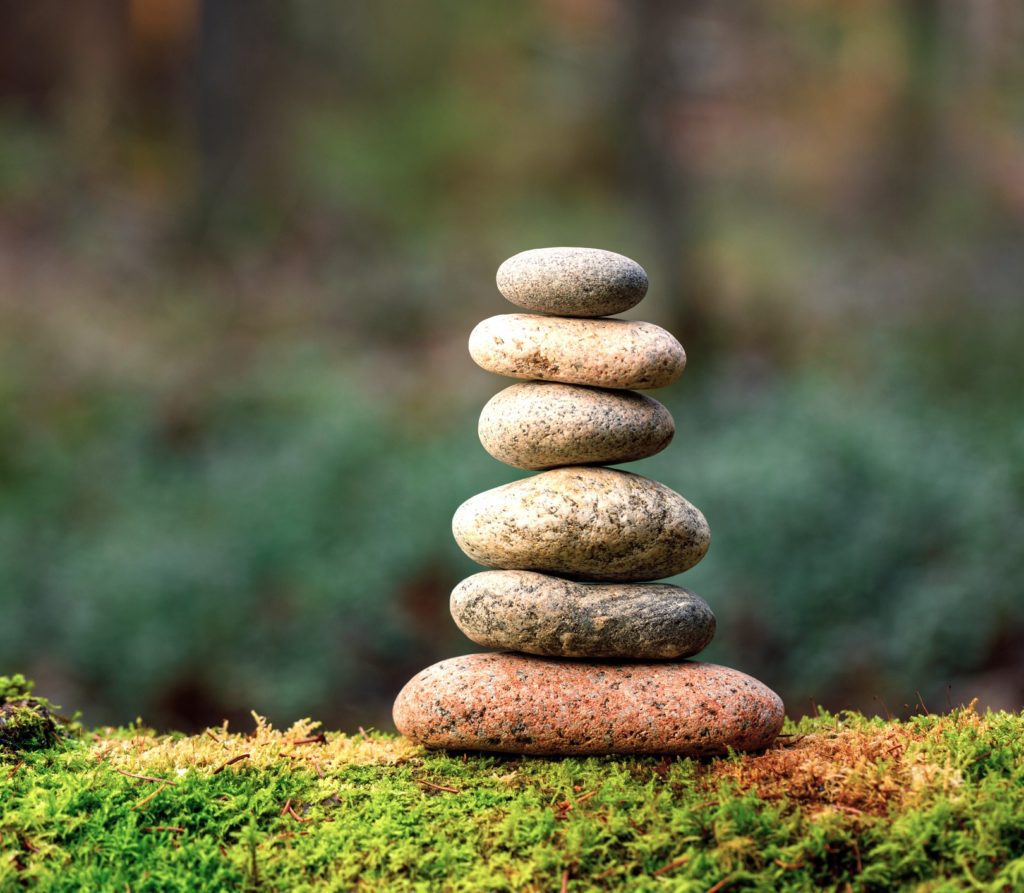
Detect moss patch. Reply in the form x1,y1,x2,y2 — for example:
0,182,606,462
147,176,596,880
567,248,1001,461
2,705,1023,890
0,675,79,758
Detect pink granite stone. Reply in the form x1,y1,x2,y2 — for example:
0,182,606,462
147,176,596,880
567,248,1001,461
393,652,784,756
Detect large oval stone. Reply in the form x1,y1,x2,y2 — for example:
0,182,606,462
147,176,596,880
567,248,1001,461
496,247,648,318
478,382,674,470
393,653,784,755
451,570,715,659
469,314,685,390
452,467,710,582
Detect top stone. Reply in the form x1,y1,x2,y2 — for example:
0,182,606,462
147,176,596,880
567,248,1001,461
496,247,648,318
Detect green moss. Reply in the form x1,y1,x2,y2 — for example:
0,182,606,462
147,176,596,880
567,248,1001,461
2,705,1024,890
0,675,79,758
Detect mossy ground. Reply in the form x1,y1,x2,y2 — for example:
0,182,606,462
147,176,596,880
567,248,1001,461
2,705,1023,891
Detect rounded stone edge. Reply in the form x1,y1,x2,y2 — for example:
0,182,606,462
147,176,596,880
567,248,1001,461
476,382,676,470
467,315,687,391
392,656,786,756
450,468,712,583
495,247,649,318
449,570,717,660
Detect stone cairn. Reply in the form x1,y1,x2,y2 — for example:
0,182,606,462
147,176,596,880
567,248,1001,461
394,247,784,755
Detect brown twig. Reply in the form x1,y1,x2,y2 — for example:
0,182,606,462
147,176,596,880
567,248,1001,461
292,734,327,746
280,799,311,823
874,694,894,721
555,790,598,818
7,760,25,780
560,868,569,893
116,769,177,786
851,838,863,874
312,760,325,779
287,805,310,823
652,855,690,877
131,784,168,811
774,859,803,870
416,779,461,794
706,878,733,893
212,753,250,775
143,826,185,834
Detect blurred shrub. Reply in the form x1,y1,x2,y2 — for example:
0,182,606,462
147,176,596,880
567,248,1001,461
0,345,512,729
0,334,1020,727
645,369,1024,712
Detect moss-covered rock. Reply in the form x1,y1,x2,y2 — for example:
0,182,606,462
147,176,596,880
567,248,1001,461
0,674,68,756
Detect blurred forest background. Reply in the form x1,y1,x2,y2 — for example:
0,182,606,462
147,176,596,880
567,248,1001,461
1,0,1022,733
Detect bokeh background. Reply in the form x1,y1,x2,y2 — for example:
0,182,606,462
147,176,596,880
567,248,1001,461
1,0,1022,733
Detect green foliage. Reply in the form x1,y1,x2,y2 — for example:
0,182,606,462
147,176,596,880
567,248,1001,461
643,367,1024,710
3,708,1024,890
0,348,511,727
0,334,1021,728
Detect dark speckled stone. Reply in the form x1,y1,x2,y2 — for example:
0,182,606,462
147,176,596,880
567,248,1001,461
478,381,674,470
496,247,648,317
452,467,710,582
469,314,686,390
393,653,785,755
451,570,715,659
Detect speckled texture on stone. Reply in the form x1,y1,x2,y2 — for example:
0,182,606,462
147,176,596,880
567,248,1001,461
478,382,674,470
469,314,686,390
450,570,715,659
393,652,784,755
451,467,710,582
496,247,648,318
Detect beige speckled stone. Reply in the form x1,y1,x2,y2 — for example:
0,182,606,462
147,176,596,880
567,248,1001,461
496,247,648,317
451,570,715,659
469,314,686,390
478,382,674,470
452,467,710,582
393,653,784,755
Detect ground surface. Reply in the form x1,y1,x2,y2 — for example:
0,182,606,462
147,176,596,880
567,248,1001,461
2,706,1023,891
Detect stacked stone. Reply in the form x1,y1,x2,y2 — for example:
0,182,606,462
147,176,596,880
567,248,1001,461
394,248,784,755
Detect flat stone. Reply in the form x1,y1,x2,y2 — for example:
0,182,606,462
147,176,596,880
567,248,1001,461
393,653,784,755
478,382,674,469
452,467,710,582
469,314,685,390
496,247,648,317
450,570,715,659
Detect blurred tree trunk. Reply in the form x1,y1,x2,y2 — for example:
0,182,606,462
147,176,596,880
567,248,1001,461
64,3,127,174
190,0,279,242
23,1,128,172
618,0,712,349
872,0,943,230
